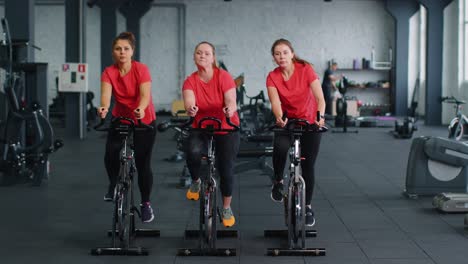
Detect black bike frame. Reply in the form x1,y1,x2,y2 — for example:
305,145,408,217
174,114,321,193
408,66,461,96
91,117,159,256
178,116,239,257
265,115,327,256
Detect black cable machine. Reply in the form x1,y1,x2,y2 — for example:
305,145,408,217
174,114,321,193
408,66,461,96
0,18,63,186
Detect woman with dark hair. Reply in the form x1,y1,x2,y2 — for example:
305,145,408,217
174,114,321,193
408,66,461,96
98,31,157,223
183,41,240,228
266,38,326,226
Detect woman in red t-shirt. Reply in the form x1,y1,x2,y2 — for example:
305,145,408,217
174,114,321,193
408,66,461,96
182,41,240,228
266,38,326,227
97,32,157,223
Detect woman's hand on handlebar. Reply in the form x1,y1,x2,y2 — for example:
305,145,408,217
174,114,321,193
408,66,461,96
134,108,145,119
223,106,235,118
98,107,108,119
315,116,325,127
187,105,198,117
275,116,288,128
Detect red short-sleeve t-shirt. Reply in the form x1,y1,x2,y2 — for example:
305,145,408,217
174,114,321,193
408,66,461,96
266,62,319,123
182,68,240,130
101,61,156,124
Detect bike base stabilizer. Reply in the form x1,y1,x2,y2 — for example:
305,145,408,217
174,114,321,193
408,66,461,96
184,229,238,238
90,247,148,256
266,247,326,256
107,228,161,237
177,247,236,256
263,229,317,238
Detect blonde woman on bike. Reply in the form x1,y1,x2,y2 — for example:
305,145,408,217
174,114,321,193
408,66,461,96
182,41,240,228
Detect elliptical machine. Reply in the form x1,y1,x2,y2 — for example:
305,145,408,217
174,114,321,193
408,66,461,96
0,18,63,186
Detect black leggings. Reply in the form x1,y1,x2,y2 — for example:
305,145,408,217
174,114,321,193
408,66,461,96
186,131,240,197
273,131,322,205
104,120,157,203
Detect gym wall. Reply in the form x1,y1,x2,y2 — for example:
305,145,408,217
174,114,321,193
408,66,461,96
4,0,395,112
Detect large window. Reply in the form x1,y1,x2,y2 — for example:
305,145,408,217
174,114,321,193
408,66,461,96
464,0,468,80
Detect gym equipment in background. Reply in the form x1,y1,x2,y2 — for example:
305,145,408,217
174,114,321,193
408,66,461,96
441,96,468,141
432,193,468,213
0,17,63,186
404,136,468,199
393,78,419,139
332,76,358,133
157,116,191,188
393,117,417,139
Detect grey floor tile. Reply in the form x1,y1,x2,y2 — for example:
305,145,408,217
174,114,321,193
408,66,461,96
2,120,468,264
417,241,468,264
369,258,435,264
359,240,428,259
351,228,408,241
303,242,369,264
239,256,305,264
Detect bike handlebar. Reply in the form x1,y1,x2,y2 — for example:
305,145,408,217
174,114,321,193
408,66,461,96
269,111,328,133
440,96,466,105
271,119,328,134
94,117,154,132
168,116,240,133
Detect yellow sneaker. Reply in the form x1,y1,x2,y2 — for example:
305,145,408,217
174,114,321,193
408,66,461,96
186,179,201,201
221,207,235,227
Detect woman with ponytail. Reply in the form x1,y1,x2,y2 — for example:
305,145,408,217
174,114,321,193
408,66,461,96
266,38,326,227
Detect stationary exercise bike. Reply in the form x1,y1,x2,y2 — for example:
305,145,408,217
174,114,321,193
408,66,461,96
0,18,63,186
441,96,468,141
91,117,160,256
264,113,327,256
177,116,239,257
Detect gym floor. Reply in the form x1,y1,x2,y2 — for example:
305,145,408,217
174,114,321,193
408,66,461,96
1,117,467,264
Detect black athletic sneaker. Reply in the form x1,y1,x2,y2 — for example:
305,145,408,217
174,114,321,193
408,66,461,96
306,207,315,227
271,181,284,202
140,202,155,223
103,185,114,202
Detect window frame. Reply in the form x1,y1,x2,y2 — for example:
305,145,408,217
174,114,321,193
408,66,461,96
464,0,468,81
